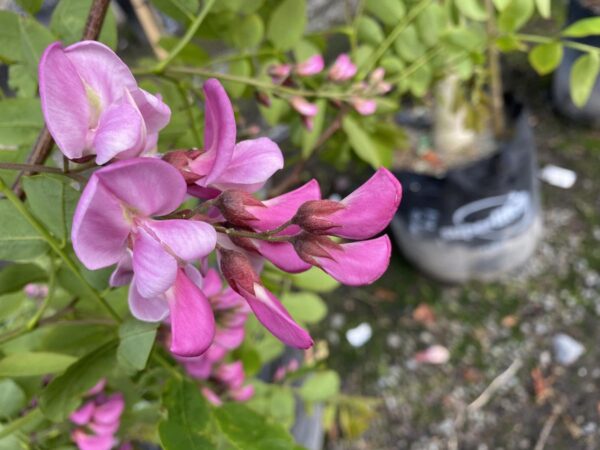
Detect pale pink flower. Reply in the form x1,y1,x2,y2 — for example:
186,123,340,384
351,97,377,115
328,54,357,81
414,345,450,364
295,54,324,76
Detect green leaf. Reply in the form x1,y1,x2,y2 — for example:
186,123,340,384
493,0,511,10
223,58,251,98
357,16,385,46
266,0,306,51
365,0,405,26
246,381,295,429
151,0,198,23
214,403,297,450
0,352,76,377
290,267,339,293
22,174,81,241
232,14,264,49
18,16,56,79
455,0,487,21
51,0,118,49
0,379,26,419
496,35,526,52
293,39,321,62
0,11,21,63
0,263,46,295
417,3,446,47
159,378,214,450
528,42,563,75
0,98,43,148
117,320,158,371
342,115,382,168
498,0,534,33
535,0,550,18
301,99,327,158
40,340,118,421
0,200,48,260
570,52,600,108
298,370,340,402
16,0,44,14
562,17,600,38
8,63,38,98
281,292,327,324
0,292,26,321
159,36,209,65
394,25,425,62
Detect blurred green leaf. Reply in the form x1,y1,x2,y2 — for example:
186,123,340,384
357,16,385,46
343,115,382,168
159,37,209,65
0,352,76,377
290,267,339,293
0,98,43,148
0,292,26,321
18,15,55,79
16,0,44,14
267,0,306,51
417,3,446,47
0,263,46,295
535,0,551,18
365,0,405,26
8,64,37,98
223,58,251,98
298,370,340,402
498,0,534,32
0,379,26,419
0,200,48,260
0,11,22,63
51,0,117,49
247,381,295,429
496,35,526,52
570,52,600,107
293,39,321,62
394,25,425,62
151,0,198,23
562,17,600,37
528,42,562,75
281,292,327,324
117,320,158,372
232,14,264,49
455,0,487,20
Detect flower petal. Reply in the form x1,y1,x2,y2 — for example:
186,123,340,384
144,219,217,262
189,79,236,186
72,430,115,450
89,420,120,436
93,393,124,424
211,138,284,192
315,235,392,286
109,251,133,287
240,284,313,349
39,42,90,159
328,168,402,239
93,97,145,164
168,268,216,357
202,268,222,298
231,384,255,402
129,88,171,133
64,41,137,106
248,179,321,232
94,158,187,216
254,241,311,273
215,326,245,349
128,279,170,322
132,228,177,298
71,175,130,270
70,401,95,426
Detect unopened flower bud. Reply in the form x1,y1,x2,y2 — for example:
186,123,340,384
216,190,265,227
292,200,345,235
296,54,324,77
351,97,377,116
162,149,203,183
202,387,223,406
220,248,259,295
24,283,49,299
328,54,357,81
268,63,292,83
290,97,318,117
255,91,271,108
292,232,342,267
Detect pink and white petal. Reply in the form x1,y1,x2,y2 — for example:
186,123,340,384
94,100,145,164
202,268,222,298
129,88,171,133
70,401,95,426
89,420,120,436
168,268,216,357
145,219,217,262
240,284,313,349
72,430,115,450
71,175,131,270
189,79,236,185
93,393,125,424
94,158,186,216
248,179,321,232
128,279,170,322
328,168,402,239
65,41,137,107
315,235,391,286
132,228,177,298
109,251,134,287
231,384,255,402
255,241,311,273
39,42,90,159
211,138,283,192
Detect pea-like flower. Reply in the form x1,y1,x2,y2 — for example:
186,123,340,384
39,41,170,164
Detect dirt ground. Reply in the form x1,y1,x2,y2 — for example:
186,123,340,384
321,60,600,450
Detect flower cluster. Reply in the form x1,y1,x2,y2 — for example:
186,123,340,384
39,41,402,362
69,379,126,450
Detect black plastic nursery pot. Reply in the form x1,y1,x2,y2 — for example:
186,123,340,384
553,0,600,124
390,101,543,283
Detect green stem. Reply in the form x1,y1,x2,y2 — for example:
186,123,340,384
205,49,279,67
152,349,182,380
0,178,121,323
0,163,85,182
154,0,216,73
356,0,432,80
515,33,600,55
162,74,203,145
213,225,293,243
0,408,43,439
26,262,57,330
387,47,442,84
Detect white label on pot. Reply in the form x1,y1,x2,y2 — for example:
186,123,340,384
539,165,576,189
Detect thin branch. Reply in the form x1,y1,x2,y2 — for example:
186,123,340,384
213,225,293,243
468,358,522,412
534,404,564,450
0,163,86,182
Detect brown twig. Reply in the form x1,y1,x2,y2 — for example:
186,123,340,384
534,404,564,450
11,0,112,197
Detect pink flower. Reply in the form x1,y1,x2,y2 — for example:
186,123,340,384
71,158,217,357
351,97,377,115
39,41,170,164
202,387,223,406
170,79,283,195
23,283,48,299
268,63,292,83
295,54,324,76
290,96,319,117
328,54,357,81
414,345,450,364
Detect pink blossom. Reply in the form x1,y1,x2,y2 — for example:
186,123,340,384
351,97,377,115
268,63,292,83
290,96,319,130
23,283,48,299
328,54,357,81
202,387,223,406
71,158,217,357
414,345,450,364
39,41,170,164
295,54,324,76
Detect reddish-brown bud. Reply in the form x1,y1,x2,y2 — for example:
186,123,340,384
292,232,341,266
292,200,345,235
216,190,265,227
229,235,259,253
162,149,203,183
220,248,259,295
255,91,271,108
